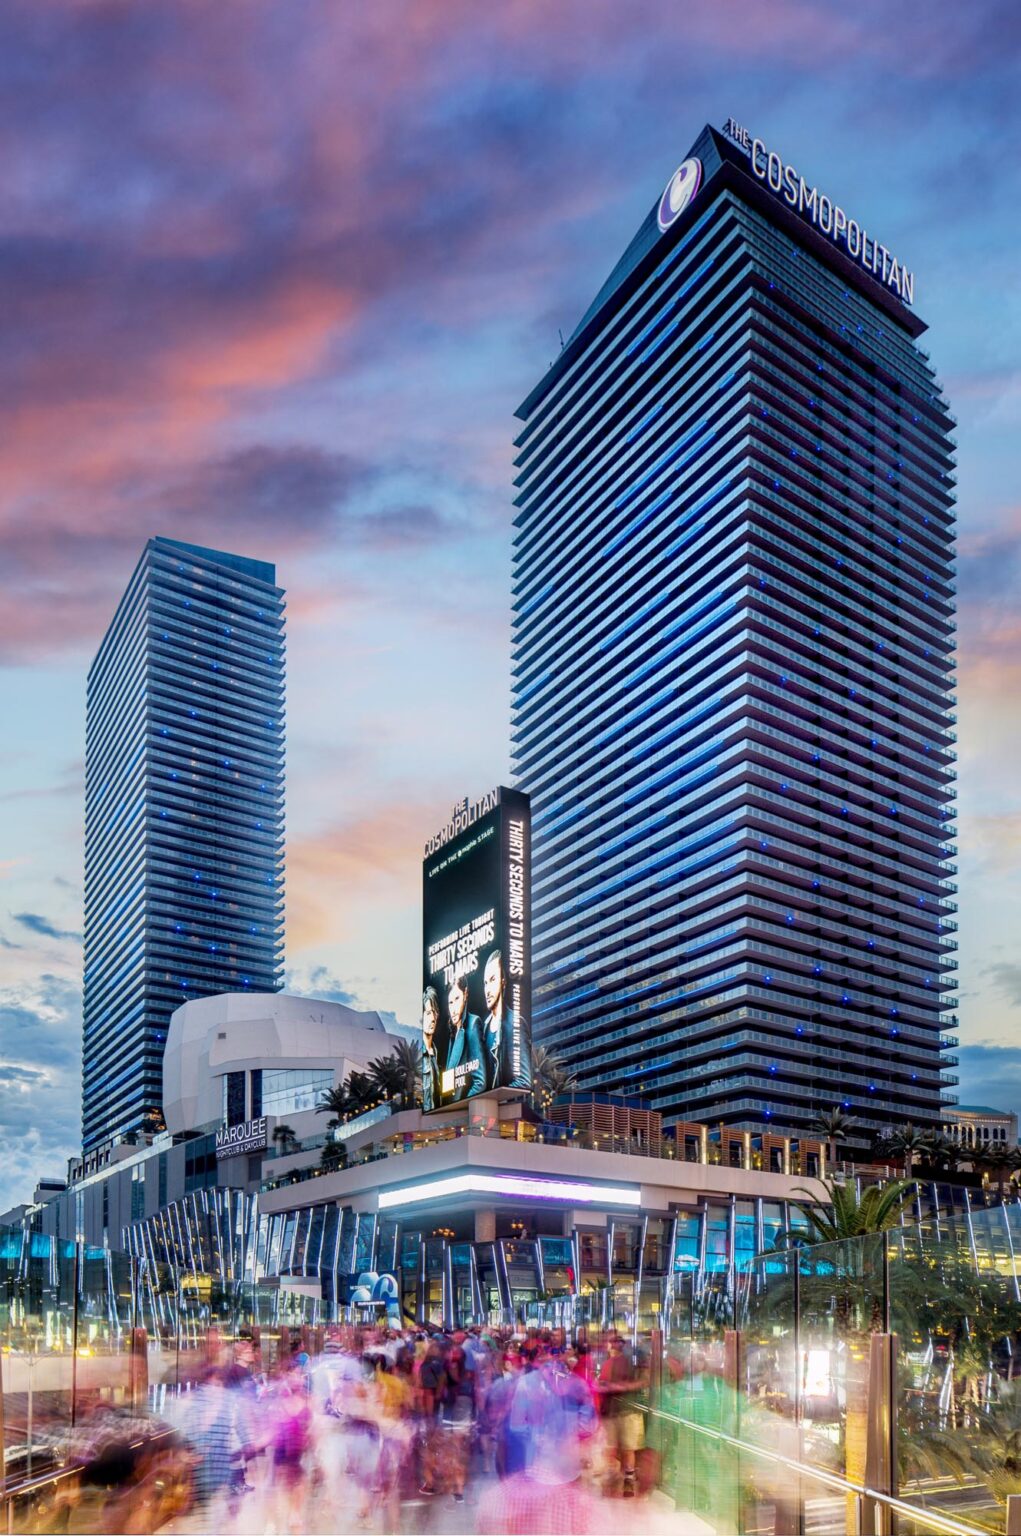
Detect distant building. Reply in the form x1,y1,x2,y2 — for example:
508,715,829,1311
82,538,285,1154
944,1104,1018,1151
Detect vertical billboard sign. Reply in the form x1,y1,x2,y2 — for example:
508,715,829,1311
422,786,531,1112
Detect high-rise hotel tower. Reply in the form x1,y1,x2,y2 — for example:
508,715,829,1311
512,123,957,1143
83,538,285,1153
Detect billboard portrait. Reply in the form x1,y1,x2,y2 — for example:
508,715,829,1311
422,786,531,1112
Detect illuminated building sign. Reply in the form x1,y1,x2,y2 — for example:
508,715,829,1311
722,116,914,306
378,1172,641,1211
215,1116,267,1160
424,789,500,858
422,786,532,1111
657,157,703,231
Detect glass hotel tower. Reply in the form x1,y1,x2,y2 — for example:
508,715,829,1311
83,538,285,1154
512,125,957,1143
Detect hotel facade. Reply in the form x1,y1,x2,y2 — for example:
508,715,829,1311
512,122,958,1145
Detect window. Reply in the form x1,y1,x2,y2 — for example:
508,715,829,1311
261,1068,332,1118
225,1071,246,1126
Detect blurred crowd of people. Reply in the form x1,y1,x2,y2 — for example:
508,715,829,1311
8,1323,687,1533
3,1327,709,1529
171,1323,667,1533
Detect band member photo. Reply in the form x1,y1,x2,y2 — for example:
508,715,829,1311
443,971,485,1101
421,985,443,1111
481,948,529,1092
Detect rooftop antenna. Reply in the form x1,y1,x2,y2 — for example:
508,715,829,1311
558,328,565,351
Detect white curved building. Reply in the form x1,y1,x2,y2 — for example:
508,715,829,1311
163,991,415,1135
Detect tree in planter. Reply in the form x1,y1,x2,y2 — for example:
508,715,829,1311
315,1071,375,1125
316,1084,350,1121
272,1123,299,1157
810,1107,857,1171
918,1131,964,1175
969,1141,1014,1200
319,1138,348,1173
791,1176,918,1242
531,1045,578,1117
366,1043,423,1108
380,1039,422,1107
876,1123,929,1178
787,1176,918,1533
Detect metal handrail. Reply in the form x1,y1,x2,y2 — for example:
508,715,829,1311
644,1403,997,1536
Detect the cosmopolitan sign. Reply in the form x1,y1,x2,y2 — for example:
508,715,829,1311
215,1116,268,1160
424,790,499,858
723,117,914,306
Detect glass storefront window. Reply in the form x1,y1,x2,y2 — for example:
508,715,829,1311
261,1068,333,1117
674,1211,701,1273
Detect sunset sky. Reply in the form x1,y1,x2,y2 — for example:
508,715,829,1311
1,0,1019,1207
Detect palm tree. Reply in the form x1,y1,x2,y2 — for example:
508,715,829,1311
315,1083,350,1120
810,1107,857,1170
319,1138,348,1172
883,1122,928,1177
272,1123,299,1157
366,1052,405,1101
367,1045,424,1107
316,1071,376,1124
387,1038,423,1106
1007,1146,1021,1193
788,1173,917,1529
531,1045,578,1115
790,1175,917,1243
344,1069,376,1116
920,1130,964,1173
970,1140,1012,1198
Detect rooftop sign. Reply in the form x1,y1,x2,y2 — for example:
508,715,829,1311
722,117,914,307
657,157,703,231
424,788,499,858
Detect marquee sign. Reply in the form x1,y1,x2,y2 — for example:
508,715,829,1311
215,1116,268,1160
722,116,914,306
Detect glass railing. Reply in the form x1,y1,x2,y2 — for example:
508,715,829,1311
649,1215,1021,1533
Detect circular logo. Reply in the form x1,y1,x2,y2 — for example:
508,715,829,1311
657,157,703,232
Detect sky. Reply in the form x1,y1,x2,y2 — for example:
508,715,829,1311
0,0,1019,1210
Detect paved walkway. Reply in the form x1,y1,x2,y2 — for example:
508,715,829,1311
164,1458,716,1535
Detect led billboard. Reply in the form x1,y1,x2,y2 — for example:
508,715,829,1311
422,786,531,1111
